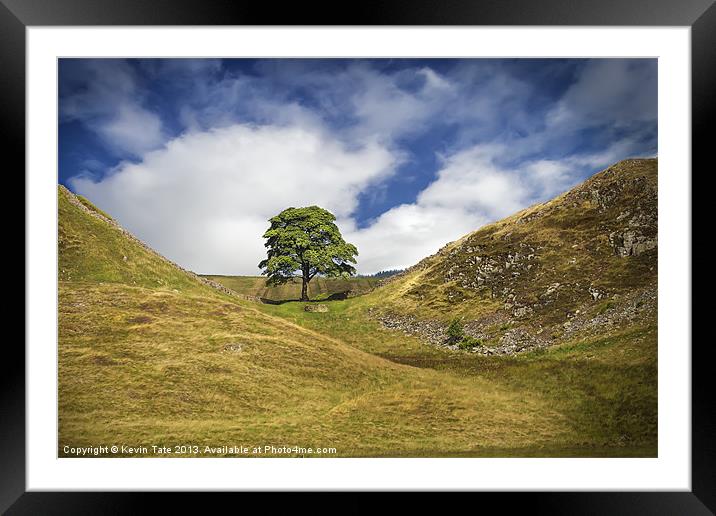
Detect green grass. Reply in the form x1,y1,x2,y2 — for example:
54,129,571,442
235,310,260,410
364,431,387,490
252,296,657,455
58,184,657,458
203,275,379,302
76,194,115,221
64,281,614,457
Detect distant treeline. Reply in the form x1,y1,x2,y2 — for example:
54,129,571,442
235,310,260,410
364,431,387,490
359,269,404,279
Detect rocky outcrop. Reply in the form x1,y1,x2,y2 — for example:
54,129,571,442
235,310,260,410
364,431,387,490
609,230,657,257
371,283,656,356
443,245,539,295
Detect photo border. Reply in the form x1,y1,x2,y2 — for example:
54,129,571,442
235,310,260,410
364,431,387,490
6,0,711,512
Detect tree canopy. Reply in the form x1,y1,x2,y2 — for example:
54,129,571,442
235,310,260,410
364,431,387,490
258,206,358,301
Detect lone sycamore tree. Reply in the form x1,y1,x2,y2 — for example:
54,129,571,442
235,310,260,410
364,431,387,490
258,206,358,301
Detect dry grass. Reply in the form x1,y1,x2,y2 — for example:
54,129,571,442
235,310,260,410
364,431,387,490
256,295,657,455
369,159,658,325
57,181,657,458
60,282,596,457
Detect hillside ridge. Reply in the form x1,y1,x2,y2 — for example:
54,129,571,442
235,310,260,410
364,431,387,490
368,158,658,354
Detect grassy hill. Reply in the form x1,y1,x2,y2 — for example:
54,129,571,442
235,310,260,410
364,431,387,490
257,296,657,456
366,159,658,352
59,186,407,455
203,275,379,302
57,156,658,457
60,189,205,291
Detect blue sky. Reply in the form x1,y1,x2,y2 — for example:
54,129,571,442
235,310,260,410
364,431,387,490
59,58,657,274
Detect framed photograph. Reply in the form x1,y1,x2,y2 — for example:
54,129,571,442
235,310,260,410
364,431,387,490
7,0,711,512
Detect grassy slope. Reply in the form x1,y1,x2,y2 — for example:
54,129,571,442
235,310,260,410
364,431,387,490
62,186,634,457
366,159,658,357
203,275,379,302
58,163,657,457
257,295,656,456
59,186,403,454
244,159,657,454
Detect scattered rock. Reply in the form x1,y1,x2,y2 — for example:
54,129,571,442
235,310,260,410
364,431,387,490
369,309,545,356
495,328,543,353
563,285,657,337
371,310,446,344
304,304,329,313
588,286,604,301
512,305,534,319
545,283,561,296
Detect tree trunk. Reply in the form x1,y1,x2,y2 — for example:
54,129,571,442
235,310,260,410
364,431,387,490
301,274,309,301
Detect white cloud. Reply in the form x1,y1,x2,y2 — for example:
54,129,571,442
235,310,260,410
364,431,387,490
343,205,487,273
346,65,452,142
196,62,457,145
521,160,573,198
71,124,398,274
343,144,585,274
71,129,609,275
97,104,164,156
418,67,454,93
65,59,657,276
418,145,527,219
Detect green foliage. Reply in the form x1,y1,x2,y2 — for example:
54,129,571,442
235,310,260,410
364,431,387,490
446,317,465,343
258,206,358,300
458,336,483,350
598,301,616,314
367,269,404,279
446,318,482,349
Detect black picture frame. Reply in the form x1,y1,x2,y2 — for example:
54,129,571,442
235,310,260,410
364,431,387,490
5,0,711,513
